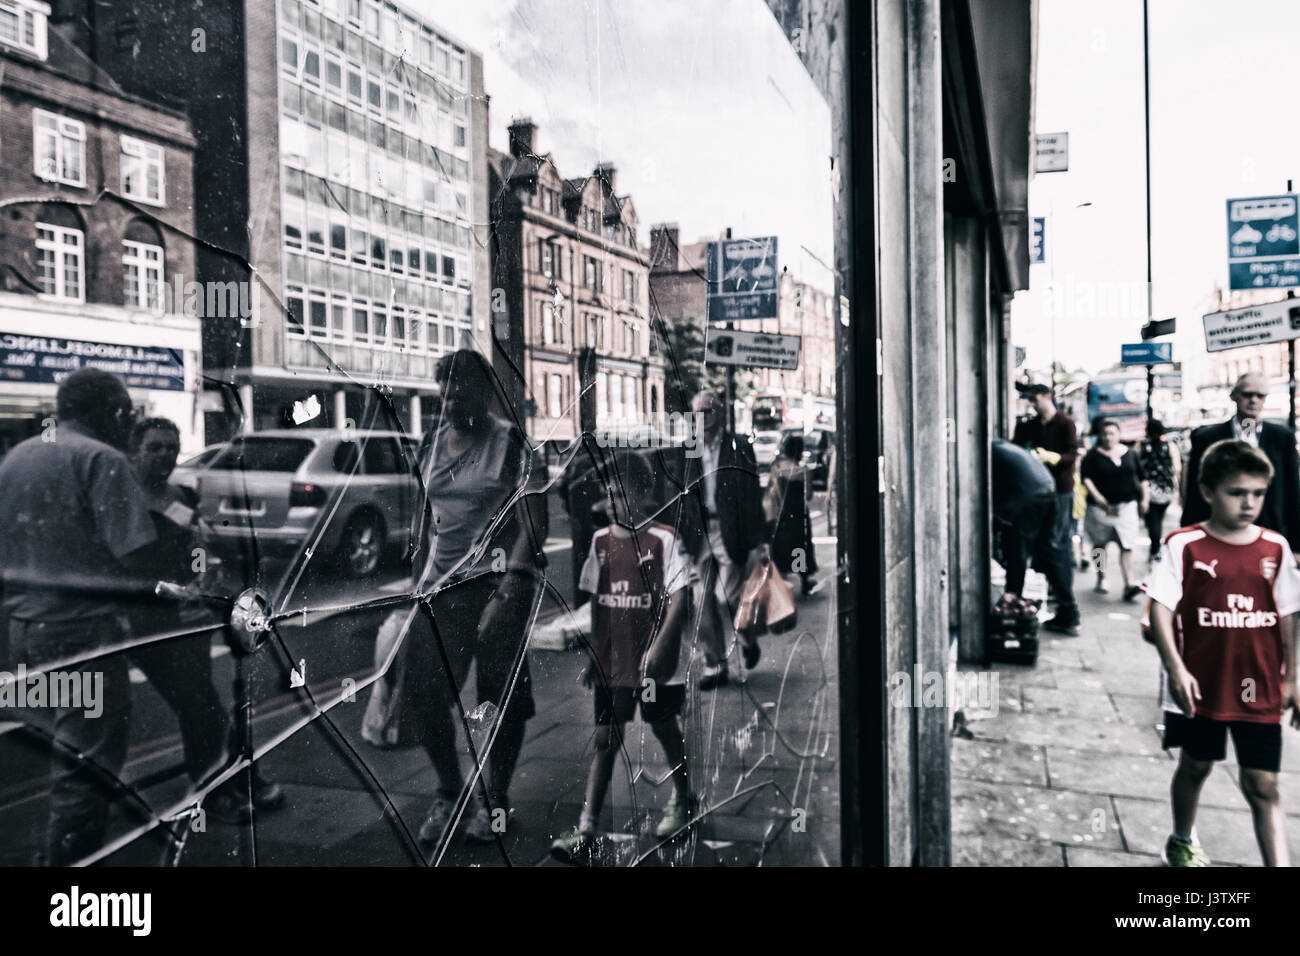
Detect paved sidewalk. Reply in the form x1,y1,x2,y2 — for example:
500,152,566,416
134,536,841,867
953,549,1300,867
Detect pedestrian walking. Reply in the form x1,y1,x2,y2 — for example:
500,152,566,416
0,368,156,865
1138,418,1182,564
406,349,548,850
1010,383,1081,633
125,417,283,822
1081,418,1148,600
550,451,695,862
1181,372,1300,562
764,432,821,598
1143,439,1300,867
680,390,766,689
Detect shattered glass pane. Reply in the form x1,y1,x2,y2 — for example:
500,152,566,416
0,0,840,867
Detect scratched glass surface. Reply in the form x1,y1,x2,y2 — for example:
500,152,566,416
0,0,839,866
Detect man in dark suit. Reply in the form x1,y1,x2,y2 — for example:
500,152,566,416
678,390,766,689
1182,372,1300,559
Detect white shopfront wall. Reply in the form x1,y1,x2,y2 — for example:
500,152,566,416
0,294,203,455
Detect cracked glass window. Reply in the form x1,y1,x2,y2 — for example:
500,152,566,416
0,0,840,867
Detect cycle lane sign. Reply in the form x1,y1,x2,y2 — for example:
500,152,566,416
1227,194,1300,290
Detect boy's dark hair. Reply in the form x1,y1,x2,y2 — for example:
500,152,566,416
608,449,655,501
129,417,179,453
1092,417,1118,436
1199,439,1274,492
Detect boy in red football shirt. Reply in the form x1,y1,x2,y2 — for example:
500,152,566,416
550,451,696,863
1144,439,1300,866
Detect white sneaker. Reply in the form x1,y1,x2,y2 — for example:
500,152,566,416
417,795,455,846
464,794,510,843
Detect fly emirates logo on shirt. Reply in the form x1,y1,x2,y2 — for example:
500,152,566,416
1196,592,1278,629
597,578,653,610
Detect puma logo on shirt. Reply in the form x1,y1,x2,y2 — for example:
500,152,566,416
1193,559,1218,579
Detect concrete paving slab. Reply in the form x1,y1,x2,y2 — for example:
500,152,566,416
951,738,1049,788
952,778,1125,852
1112,794,1295,866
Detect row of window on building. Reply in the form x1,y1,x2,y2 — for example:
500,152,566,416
535,303,647,357
35,218,170,311
536,238,642,302
34,108,165,205
283,197,467,285
278,33,468,154
287,0,468,92
286,284,467,355
531,368,653,423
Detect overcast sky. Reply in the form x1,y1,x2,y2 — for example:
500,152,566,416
1015,0,1300,384
415,0,836,288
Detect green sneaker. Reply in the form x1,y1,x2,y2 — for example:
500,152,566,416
1162,836,1210,867
655,792,695,838
549,825,595,863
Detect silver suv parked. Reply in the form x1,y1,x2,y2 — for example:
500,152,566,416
195,429,419,578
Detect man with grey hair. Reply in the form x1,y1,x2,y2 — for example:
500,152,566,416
679,389,766,688
1182,371,1300,560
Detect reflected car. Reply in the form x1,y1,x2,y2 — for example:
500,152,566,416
195,429,419,578
171,443,227,493
751,429,784,467
803,428,835,490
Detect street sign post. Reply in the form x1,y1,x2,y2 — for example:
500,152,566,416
1226,194,1300,290
706,236,779,322
704,328,801,370
1120,342,1172,366
1034,133,1069,173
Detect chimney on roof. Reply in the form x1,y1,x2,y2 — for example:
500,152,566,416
649,223,680,272
508,118,537,158
595,162,617,194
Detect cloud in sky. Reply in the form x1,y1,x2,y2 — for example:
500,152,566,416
414,0,836,285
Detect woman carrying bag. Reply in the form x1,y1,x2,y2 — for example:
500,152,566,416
763,432,822,598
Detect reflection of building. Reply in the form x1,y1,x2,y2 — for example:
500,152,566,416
0,1,200,454
648,224,837,421
82,0,488,439
488,120,663,442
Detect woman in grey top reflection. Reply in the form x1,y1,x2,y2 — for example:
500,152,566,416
402,349,547,852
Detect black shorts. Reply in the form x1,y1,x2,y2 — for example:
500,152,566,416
1162,712,1282,772
594,683,685,726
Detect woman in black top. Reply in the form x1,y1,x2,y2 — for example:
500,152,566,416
1081,418,1149,601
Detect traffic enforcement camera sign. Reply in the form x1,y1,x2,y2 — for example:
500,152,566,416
1202,299,1300,353
1226,194,1300,290
704,328,801,370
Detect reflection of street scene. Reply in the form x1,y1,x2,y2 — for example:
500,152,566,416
6,0,1300,893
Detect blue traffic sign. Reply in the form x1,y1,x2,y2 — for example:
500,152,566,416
1227,194,1300,290
1121,342,1172,366
1030,217,1045,265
